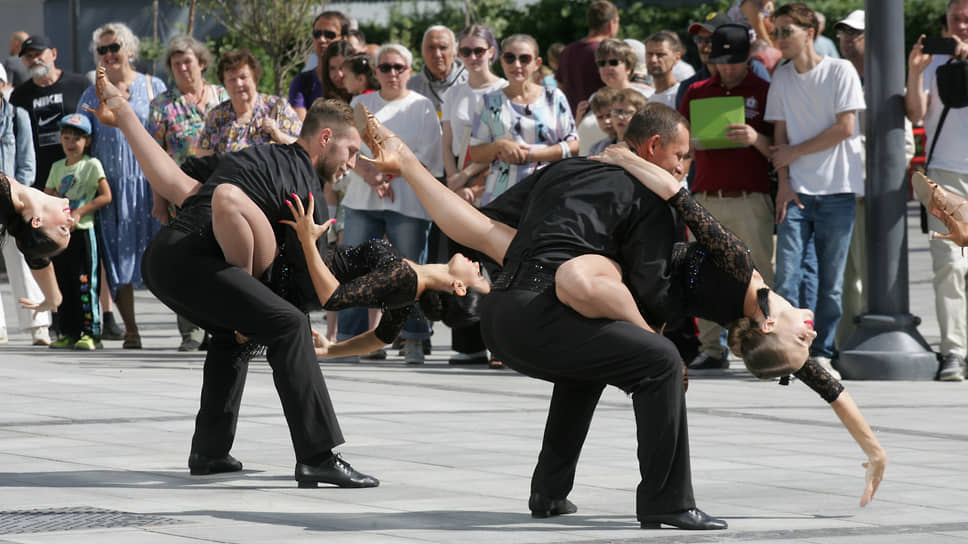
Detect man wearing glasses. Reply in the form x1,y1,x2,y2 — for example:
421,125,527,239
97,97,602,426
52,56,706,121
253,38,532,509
766,2,864,380
288,10,348,122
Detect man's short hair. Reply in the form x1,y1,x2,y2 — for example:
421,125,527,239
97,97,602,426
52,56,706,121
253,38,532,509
645,30,683,55
314,10,349,36
422,25,457,53
587,0,619,31
614,87,647,111
624,102,689,149
300,98,355,140
773,3,819,36
164,35,214,73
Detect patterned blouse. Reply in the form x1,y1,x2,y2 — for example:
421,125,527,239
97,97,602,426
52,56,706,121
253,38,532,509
148,84,228,164
198,93,301,154
470,86,577,206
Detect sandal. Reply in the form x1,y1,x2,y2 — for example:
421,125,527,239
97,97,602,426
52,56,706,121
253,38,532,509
122,332,142,349
912,171,968,246
82,65,127,127
353,103,407,175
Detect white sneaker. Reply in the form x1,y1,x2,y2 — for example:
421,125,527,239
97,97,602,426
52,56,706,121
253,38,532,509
29,326,51,346
403,340,424,365
810,356,841,380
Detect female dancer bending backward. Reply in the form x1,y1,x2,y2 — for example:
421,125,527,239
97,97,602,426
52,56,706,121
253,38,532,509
354,103,885,506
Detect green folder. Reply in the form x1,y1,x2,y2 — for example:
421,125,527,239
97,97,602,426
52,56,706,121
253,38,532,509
689,96,746,150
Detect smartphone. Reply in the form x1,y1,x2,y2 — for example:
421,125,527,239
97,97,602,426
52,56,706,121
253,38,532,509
922,36,957,55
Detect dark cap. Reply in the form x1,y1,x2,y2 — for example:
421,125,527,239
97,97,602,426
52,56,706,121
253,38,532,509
709,24,752,64
688,12,732,34
19,35,54,56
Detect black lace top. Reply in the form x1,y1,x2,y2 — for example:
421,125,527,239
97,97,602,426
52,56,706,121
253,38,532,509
0,174,51,270
792,359,845,403
667,188,752,327
324,239,418,344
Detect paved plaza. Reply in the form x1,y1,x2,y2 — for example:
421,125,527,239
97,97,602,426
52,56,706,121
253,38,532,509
0,203,966,543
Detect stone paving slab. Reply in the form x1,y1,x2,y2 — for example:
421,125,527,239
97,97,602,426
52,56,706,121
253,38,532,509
0,203,965,543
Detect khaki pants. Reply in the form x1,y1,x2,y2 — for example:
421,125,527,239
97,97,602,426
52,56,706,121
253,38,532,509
927,168,968,358
693,191,775,358
835,197,867,348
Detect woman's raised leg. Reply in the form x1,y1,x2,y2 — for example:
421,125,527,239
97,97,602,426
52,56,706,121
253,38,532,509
211,184,277,278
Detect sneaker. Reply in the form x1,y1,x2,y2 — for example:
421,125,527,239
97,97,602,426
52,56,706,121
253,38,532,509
361,348,387,360
448,350,488,365
178,338,202,352
100,312,125,341
810,356,842,380
50,336,77,349
423,338,432,355
29,326,51,346
687,352,729,370
403,340,424,364
938,353,966,382
74,335,97,351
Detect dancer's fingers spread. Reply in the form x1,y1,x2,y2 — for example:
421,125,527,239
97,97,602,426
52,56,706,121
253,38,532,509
306,192,315,216
279,220,295,229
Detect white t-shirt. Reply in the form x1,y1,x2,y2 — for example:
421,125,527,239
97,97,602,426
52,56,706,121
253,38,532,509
765,56,866,195
648,82,680,109
923,55,968,175
441,78,507,160
342,91,443,220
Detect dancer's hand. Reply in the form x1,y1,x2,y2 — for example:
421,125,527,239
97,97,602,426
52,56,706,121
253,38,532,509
590,141,635,166
312,329,333,357
280,193,335,245
860,452,885,506
931,205,968,247
19,297,57,318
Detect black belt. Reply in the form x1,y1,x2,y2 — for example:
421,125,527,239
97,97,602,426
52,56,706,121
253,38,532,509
492,261,556,293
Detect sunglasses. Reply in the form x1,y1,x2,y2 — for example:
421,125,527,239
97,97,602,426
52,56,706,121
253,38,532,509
312,29,338,40
96,43,122,56
596,58,623,67
501,52,533,65
377,63,408,74
769,26,800,40
693,35,712,46
610,108,636,119
459,46,488,58
836,27,863,39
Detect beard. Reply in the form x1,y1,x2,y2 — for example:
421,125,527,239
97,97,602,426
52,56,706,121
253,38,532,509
314,158,338,183
28,62,51,78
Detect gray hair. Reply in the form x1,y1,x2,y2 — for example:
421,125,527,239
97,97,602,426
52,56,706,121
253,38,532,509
421,25,457,52
376,43,413,67
91,22,140,65
164,35,214,73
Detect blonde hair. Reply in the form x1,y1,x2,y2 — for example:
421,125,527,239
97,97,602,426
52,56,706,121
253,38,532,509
92,22,140,65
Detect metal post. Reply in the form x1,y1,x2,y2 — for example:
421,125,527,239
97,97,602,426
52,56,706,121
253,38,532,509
69,0,80,73
837,0,937,379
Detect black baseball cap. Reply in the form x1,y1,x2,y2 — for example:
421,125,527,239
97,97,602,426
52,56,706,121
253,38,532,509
19,35,54,56
688,12,733,34
709,24,752,64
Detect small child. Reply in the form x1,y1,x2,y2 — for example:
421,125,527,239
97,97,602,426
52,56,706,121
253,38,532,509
43,113,112,350
610,87,648,142
341,53,380,96
587,86,619,155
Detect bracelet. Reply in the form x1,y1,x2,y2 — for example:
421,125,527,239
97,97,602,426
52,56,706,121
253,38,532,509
525,149,533,164
559,141,572,159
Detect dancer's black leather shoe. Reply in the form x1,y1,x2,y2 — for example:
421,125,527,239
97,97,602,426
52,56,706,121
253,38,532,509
639,508,727,530
528,492,578,518
188,453,243,475
295,455,379,488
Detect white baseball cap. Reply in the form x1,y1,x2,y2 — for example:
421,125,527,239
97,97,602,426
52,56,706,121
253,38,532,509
835,10,865,32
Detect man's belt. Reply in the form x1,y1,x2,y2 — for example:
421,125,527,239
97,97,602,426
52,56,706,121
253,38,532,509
696,190,753,198
492,261,556,293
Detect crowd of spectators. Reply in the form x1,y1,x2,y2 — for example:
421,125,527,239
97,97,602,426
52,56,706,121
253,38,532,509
0,0,964,384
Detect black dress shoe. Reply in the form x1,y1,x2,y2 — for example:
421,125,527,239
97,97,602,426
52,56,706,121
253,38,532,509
295,455,379,488
639,508,727,530
528,492,577,518
188,453,243,475
687,352,729,370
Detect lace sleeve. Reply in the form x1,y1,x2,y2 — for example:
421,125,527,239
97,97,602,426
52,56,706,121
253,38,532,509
667,187,754,286
793,359,845,403
323,259,417,311
374,306,413,344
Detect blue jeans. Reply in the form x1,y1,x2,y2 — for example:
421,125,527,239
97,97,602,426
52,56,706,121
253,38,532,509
774,193,855,358
337,207,432,341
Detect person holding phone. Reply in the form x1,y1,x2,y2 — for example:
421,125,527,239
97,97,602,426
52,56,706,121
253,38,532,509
905,0,968,381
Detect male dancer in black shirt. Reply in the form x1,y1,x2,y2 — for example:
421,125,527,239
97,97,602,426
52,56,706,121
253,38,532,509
357,103,726,529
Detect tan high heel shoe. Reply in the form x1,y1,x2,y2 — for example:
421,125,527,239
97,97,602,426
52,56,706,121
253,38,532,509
82,65,127,127
353,103,407,176
912,171,968,246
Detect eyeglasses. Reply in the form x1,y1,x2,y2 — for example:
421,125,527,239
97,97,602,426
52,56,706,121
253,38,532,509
501,52,533,65
836,27,863,39
377,63,408,74
693,35,712,46
596,58,623,67
610,108,636,119
96,43,122,56
769,26,801,40
312,29,338,40
459,46,488,58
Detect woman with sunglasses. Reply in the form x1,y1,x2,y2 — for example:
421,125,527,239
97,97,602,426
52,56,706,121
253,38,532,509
339,43,443,364
468,34,578,206
77,22,167,349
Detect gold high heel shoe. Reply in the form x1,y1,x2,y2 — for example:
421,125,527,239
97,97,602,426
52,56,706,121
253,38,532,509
912,171,968,246
353,103,406,176
82,65,127,127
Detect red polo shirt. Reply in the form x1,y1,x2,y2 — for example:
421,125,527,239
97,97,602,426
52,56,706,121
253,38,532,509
679,70,772,194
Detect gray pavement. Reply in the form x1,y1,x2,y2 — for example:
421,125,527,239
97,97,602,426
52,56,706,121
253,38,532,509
0,203,965,543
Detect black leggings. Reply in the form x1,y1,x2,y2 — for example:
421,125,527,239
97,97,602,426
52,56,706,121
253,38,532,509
142,226,344,462
52,227,101,339
481,287,695,518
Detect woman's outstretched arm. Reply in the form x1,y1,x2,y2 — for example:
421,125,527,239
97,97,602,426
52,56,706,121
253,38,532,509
83,66,201,206
830,390,887,506
280,194,340,305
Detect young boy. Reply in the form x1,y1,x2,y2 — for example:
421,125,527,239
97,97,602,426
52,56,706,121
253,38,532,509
609,87,648,142
44,113,112,350
586,86,619,155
